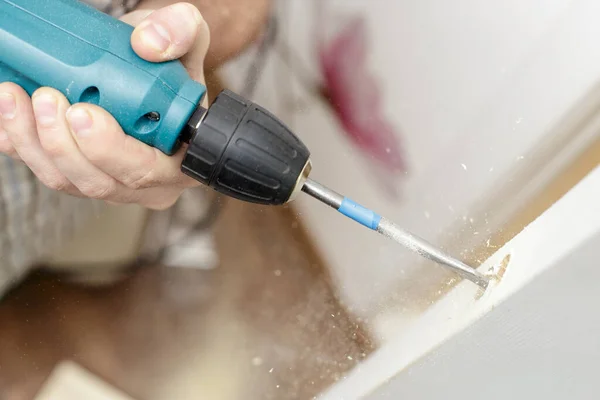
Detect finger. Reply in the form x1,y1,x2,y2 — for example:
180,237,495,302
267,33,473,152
67,102,199,191
0,119,20,160
0,82,77,193
32,88,133,201
102,185,183,210
131,2,207,63
127,185,185,211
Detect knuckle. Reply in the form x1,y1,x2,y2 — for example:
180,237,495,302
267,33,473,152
8,132,30,149
81,142,111,164
7,125,36,150
120,138,160,190
43,175,72,192
141,188,181,210
1,147,19,160
149,196,179,211
44,146,65,160
79,180,117,200
124,170,156,190
1,146,17,158
0,138,15,156
40,137,68,158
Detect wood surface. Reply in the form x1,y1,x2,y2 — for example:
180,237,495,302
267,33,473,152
0,197,372,400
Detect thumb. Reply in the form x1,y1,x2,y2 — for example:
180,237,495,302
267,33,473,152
129,2,206,62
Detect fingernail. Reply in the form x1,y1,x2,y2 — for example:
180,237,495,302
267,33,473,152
139,21,171,53
66,107,93,136
0,93,16,119
0,130,7,141
32,94,58,127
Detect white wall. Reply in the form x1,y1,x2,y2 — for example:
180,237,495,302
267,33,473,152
221,0,600,324
318,164,600,399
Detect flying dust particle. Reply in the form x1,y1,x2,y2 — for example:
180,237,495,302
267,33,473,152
274,270,282,277
461,163,467,170
252,357,263,366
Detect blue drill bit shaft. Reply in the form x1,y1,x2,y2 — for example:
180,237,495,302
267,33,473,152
301,179,489,289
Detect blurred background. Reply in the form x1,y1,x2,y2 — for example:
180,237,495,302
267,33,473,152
1,0,599,399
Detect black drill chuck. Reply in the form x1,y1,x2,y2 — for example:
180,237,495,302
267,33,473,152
181,90,311,205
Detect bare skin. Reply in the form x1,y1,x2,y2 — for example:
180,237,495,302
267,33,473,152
139,0,272,71
0,0,272,210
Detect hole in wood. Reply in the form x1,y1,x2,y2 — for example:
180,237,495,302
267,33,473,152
474,253,511,300
495,253,511,281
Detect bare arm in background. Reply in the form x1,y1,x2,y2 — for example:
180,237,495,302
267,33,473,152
138,0,273,71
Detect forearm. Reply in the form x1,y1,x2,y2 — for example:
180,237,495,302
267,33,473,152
138,0,273,70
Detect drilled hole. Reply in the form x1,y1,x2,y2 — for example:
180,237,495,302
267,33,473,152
474,253,511,300
496,254,511,281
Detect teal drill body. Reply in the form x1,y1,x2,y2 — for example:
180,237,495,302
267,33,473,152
0,0,490,289
0,0,207,155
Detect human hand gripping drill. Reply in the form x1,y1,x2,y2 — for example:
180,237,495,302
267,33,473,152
0,0,488,289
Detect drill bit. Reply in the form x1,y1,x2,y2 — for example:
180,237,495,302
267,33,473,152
302,179,489,289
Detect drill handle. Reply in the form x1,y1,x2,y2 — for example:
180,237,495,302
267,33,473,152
0,0,206,155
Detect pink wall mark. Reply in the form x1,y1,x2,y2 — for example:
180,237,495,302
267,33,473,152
317,16,408,198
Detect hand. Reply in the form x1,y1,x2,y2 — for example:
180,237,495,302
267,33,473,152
0,3,210,210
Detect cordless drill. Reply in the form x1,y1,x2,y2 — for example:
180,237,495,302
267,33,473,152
0,0,490,288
